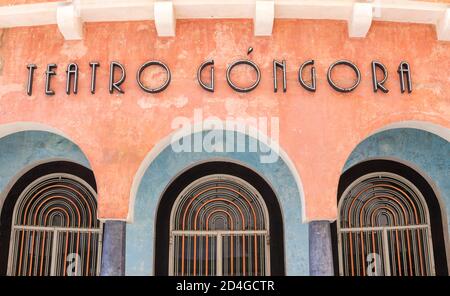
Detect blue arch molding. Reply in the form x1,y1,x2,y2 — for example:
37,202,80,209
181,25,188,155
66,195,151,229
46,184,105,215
0,131,91,200
126,130,308,275
344,128,450,234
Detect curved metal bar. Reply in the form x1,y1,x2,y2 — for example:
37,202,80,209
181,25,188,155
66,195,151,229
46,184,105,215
226,59,261,93
136,60,171,93
339,174,432,276
327,60,361,93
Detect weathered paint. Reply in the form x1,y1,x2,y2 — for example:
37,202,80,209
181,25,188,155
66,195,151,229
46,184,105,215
0,20,449,221
0,131,90,209
344,128,450,233
126,130,308,275
101,220,126,276
309,221,334,276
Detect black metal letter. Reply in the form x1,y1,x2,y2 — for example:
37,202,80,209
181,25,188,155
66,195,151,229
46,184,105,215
109,61,126,94
197,60,214,92
371,61,389,93
226,59,261,93
327,60,361,93
45,63,57,96
298,60,316,92
90,62,99,94
66,63,79,95
136,61,171,93
26,64,37,96
398,61,412,93
273,60,287,93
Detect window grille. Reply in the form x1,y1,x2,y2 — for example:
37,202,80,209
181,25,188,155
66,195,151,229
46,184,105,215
338,172,435,276
169,174,270,276
7,174,102,276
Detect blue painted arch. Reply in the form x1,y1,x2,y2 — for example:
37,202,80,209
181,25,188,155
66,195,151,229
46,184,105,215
0,130,91,211
343,127,450,267
126,130,308,275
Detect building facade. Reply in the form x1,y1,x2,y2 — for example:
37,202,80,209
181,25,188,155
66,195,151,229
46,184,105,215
0,0,449,276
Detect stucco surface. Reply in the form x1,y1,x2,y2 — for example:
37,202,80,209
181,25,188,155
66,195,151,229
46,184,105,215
344,128,450,232
0,131,90,204
126,130,308,275
0,20,449,220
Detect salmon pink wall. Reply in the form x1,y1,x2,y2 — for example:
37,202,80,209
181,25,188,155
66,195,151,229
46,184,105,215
0,20,449,221
0,0,58,6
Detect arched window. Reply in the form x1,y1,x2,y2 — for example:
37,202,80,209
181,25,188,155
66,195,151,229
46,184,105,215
338,172,435,276
7,173,102,276
169,174,270,276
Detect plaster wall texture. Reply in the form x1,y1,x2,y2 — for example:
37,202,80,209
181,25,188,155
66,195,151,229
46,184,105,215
344,128,450,233
0,19,448,221
126,130,308,275
0,131,90,209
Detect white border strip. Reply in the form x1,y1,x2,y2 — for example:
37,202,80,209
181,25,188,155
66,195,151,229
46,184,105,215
0,0,448,40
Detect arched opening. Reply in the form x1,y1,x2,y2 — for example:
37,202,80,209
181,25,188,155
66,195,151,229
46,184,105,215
154,161,285,276
0,161,102,276
169,174,270,276
127,128,307,275
333,159,448,276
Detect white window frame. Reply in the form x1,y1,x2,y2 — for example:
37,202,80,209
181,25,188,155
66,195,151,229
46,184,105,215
168,174,271,276
7,173,103,276
337,172,435,276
